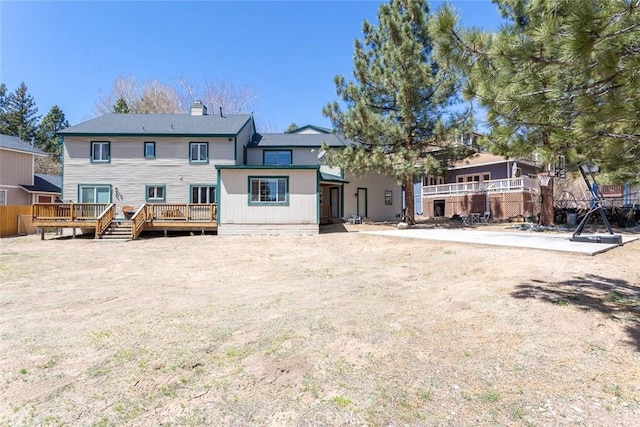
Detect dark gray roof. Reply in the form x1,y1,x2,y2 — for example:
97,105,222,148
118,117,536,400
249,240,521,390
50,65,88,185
249,132,352,148
20,174,61,194
0,134,46,155
59,113,254,136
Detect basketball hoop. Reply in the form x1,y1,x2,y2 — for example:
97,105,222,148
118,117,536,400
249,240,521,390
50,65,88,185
538,173,551,187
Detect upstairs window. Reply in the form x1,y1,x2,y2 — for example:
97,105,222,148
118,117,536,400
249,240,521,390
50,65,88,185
144,142,156,159
190,142,208,163
91,141,110,163
264,150,292,166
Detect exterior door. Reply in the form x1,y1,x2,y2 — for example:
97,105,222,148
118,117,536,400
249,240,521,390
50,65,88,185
330,187,340,218
356,187,367,218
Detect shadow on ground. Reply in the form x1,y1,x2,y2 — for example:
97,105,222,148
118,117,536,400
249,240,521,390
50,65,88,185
512,274,640,351
319,223,349,234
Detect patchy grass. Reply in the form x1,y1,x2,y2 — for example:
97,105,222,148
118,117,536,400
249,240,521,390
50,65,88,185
0,230,638,426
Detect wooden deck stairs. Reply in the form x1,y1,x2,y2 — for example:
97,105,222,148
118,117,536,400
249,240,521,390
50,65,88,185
101,219,132,240
31,203,217,240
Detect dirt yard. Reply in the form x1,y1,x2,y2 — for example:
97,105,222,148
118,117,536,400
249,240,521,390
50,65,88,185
1,223,639,426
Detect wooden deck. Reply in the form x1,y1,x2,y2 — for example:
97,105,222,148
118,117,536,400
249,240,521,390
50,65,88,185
31,203,217,239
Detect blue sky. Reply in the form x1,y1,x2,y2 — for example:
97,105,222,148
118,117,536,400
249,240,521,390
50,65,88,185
1,0,504,132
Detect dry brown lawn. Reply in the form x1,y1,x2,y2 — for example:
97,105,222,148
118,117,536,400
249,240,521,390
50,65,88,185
1,223,639,426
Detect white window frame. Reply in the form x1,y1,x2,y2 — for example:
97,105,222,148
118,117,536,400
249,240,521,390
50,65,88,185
191,185,216,204
78,185,111,203
0,190,7,205
189,142,208,163
249,176,288,204
91,141,110,163
145,185,166,202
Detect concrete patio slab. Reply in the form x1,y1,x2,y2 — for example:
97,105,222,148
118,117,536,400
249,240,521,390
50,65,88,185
362,228,638,255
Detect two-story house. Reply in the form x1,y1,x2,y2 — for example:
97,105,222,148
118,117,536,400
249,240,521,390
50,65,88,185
0,134,61,205
56,102,401,236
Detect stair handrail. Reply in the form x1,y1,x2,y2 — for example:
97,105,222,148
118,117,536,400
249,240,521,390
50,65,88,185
131,204,148,240
95,203,116,238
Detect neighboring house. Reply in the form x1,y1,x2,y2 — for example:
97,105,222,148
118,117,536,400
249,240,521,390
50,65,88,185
421,151,540,220
0,134,60,205
21,174,63,204
58,103,401,235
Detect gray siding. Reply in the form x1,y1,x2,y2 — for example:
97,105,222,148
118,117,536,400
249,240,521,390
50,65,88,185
235,119,255,164
247,147,341,176
63,136,233,210
218,168,318,226
342,172,402,221
218,223,318,235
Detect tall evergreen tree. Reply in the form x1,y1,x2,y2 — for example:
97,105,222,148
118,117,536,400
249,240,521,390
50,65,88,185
431,0,640,222
36,105,69,158
284,123,299,133
323,0,473,224
0,83,7,134
3,82,40,142
112,97,130,113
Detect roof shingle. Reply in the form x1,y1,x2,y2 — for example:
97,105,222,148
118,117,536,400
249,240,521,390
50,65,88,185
249,133,352,148
58,113,254,136
0,134,46,155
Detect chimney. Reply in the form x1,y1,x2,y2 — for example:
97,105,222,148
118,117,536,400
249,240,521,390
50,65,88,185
190,100,207,116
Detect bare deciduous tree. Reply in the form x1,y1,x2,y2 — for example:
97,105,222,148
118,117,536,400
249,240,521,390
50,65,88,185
94,76,181,115
136,79,181,114
94,76,139,115
200,80,258,115
96,75,260,117
174,75,259,115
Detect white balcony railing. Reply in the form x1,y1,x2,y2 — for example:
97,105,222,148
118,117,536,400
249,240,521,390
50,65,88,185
423,177,538,197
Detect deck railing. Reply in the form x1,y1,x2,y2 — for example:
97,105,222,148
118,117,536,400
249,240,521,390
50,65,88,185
95,204,116,238
423,177,538,197
32,203,110,221
131,204,148,240
32,203,217,240
146,204,217,222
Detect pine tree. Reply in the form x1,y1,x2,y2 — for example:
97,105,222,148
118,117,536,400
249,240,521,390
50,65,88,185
36,105,69,159
3,82,40,142
284,123,298,133
112,98,130,113
0,83,7,134
323,0,473,224
431,0,640,222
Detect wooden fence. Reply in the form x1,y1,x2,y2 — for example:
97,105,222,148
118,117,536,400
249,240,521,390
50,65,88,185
0,205,34,238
